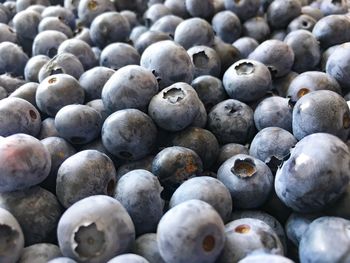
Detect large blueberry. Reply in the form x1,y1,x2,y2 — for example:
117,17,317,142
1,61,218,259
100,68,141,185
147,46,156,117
102,109,157,161
157,200,225,263
140,40,194,89
57,195,135,262
114,169,164,235
0,134,51,192
102,65,158,113
148,82,201,131
292,90,350,141
218,218,284,262
169,176,232,222
152,146,203,199
187,45,221,78
299,217,350,263
0,42,28,77
217,154,274,209
249,127,297,173
100,43,140,70
223,59,272,102
18,243,62,263
207,99,255,144
275,133,350,212
36,74,85,117
211,10,241,44
55,104,102,144
56,150,116,208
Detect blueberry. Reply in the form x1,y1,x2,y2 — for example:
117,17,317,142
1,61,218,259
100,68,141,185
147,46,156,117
18,243,62,263
0,23,17,44
299,217,350,263
56,150,116,208
321,44,339,71
217,154,273,209
36,74,85,117
115,169,164,235
157,199,225,263
164,0,188,18
169,176,232,222
100,43,141,70
90,11,130,48
0,97,41,137
41,5,76,30
0,186,62,245
286,14,316,33
150,15,183,36
148,82,201,131
223,59,272,102
191,75,228,111
132,233,165,263
207,99,255,144
249,127,296,173
170,127,219,169
275,133,350,212
266,0,301,29
185,0,214,19
233,37,259,58
152,146,203,198
0,42,29,77
107,254,150,263
0,207,24,263
254,97,293,132
248,40,294,78
38,17,73,38
38,53,84,82
38,117,59,139
77,0,115,26
102,109,157,160
284,30,320,73
9,82,38,107
211,10,241,44
140,40,194,89
57,39,97,70
174,18,215,50
57,195,135,262
326,42,350,91
218,218,284,262
224,0,260,21
134,31,172,55
55,104,102,144
143,3,171,26
187,45,221,78
13,10,41,47
79,66,114,101
40,136,76,194
24,55,50,82
231,210,287,254
292,90,350,141
32,30,68,58
286,71,341,104
285,212,322,246
47,258,77,263
0,133,51,192
243,16,270,43
312,15,350,49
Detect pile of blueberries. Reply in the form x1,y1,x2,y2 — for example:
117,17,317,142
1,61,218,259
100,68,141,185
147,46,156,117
1,0,350,262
